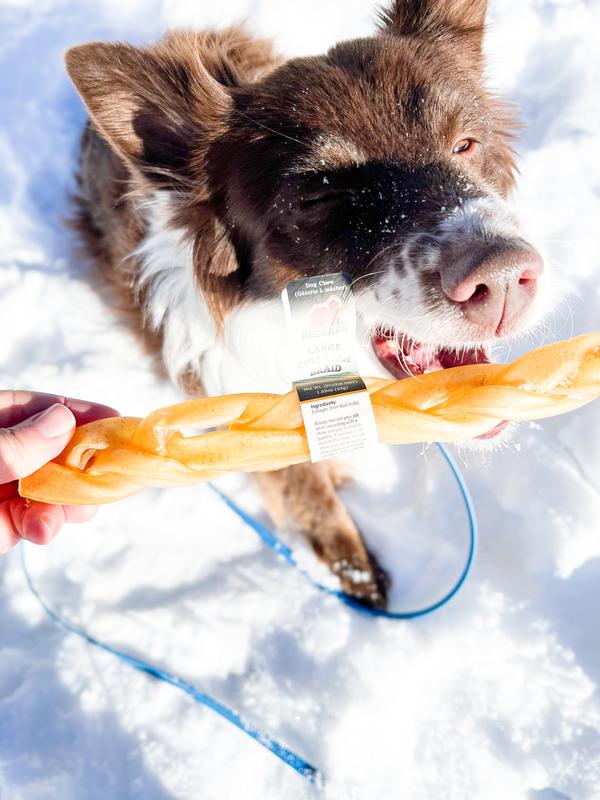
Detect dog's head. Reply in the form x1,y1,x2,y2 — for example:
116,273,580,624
66,0,549,430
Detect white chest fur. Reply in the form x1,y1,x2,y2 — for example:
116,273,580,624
136,194,387,396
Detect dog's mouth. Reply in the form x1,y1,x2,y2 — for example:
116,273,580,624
372,329,490,379
372,329,509,440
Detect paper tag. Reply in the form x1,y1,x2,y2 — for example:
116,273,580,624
282,273,378,462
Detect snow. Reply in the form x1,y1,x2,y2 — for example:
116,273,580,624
1,1,600,798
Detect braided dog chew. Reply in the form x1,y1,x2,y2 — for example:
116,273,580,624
19,334,600,506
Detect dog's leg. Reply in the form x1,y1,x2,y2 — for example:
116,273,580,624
255,462,389,609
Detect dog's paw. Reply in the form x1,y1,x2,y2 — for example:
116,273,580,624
256,461,387,608
332,549,390,610
312,534,390,610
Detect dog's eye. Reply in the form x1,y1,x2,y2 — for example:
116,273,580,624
452,138,477,155
299,190,353,208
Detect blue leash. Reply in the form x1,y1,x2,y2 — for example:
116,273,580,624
19,546,321,785
20,442,476,786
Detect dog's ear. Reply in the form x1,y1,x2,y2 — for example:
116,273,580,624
65,33,232,190
378,0,487,57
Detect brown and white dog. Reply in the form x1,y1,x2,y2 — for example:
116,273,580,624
65,0,549,608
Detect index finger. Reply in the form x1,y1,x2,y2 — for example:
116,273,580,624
0,391,119,428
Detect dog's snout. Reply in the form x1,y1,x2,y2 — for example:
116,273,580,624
440,241,544,335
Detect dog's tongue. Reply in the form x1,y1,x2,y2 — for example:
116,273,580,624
372,332,489,380
371,332,509,440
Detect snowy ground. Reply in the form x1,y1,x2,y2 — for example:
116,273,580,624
1,1,600,798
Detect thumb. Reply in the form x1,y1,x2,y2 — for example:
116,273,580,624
0,403,76,483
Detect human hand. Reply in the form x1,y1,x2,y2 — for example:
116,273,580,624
0,391,118,554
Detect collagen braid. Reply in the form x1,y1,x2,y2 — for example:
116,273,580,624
19,334,600,506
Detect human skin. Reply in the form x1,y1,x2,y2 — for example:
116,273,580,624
0,391,118,554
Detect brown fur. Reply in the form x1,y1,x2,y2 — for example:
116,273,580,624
68,27,281,349
71,124,166,367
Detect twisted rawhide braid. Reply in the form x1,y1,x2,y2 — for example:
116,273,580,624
19,334,600,506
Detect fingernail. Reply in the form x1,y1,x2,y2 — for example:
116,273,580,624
33,404,75,439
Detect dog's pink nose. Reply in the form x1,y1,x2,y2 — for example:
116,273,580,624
441,243,544,334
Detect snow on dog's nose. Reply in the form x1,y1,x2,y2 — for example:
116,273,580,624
439,239,544,336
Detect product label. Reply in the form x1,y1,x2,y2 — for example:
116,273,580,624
282,273,378,462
